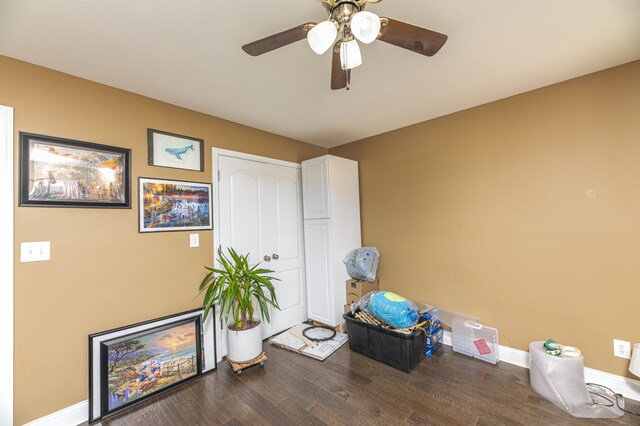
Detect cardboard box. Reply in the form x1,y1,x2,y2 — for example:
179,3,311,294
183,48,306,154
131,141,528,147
343,304,351,331
346,278,379,304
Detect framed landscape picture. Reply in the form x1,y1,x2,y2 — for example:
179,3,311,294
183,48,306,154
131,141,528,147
99,317,202,419
138,177,212,233
88,308,217,422
147,129,204,172
19,132,131,208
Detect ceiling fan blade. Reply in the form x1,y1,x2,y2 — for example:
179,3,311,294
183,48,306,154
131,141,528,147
331,43,350,90
242,23,315,56
378,18,447,57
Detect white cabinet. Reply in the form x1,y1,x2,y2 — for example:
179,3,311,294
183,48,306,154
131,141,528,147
302,155,361,327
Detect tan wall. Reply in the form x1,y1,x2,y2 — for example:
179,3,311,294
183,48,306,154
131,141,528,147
331,61,640,378
1,55,326,424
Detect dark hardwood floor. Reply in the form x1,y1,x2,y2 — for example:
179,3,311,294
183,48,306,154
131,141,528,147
89,344,640,425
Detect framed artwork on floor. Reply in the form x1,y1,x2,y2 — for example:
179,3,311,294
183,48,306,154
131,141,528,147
138,177,212,233
19,132,131,208
100,318,202,419
88,308,217,422
147,129,204,172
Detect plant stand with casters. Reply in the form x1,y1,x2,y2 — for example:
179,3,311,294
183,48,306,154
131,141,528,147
228,352,267,375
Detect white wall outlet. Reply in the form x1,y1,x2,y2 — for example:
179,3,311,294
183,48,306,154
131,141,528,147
613,339,631,359
189,233,199,248
20,241,51,262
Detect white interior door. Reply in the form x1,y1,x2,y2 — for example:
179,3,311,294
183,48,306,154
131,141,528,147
217,154,307,346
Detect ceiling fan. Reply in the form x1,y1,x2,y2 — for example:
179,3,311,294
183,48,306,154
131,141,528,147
242,0,448,90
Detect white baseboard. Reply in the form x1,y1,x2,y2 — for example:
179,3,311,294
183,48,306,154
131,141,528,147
497,344,530,368
25,335,640,425
442,330,640,402
584,366,640,402
23,400,87,426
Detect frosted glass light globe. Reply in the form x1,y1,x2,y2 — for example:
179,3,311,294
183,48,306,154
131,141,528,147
307,20,338,55
350,11,381,44
340,39,362,70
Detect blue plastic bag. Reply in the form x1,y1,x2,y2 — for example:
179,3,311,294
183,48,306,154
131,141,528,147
368,291,419,328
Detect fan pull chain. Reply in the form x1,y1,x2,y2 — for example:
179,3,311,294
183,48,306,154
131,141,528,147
343,39,351,90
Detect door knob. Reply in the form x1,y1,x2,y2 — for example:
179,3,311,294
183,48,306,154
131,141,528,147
272,253,279,260
264,255,271,262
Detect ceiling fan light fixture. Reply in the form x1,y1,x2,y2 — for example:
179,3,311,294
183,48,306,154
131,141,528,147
350,11,381,44
307,20,338,55
340,39,362,70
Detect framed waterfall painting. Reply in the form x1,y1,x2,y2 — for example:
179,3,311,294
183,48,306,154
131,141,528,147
19,132,131,208
147,129,204,172
138,177,212,233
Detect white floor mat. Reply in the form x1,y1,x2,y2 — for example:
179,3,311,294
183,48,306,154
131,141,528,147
269,324,348,361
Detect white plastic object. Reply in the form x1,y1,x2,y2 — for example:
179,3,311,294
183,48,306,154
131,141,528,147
529,341,623,418
630,343,640,376
468,321,483,330
343,247,379,282
307,20,337,55
472,324,499,364
227,320,263,363
451,318,499,364
350,11,381,44
20,241,50,262
430,307,476,330
340,39,362,70
451,318,475,357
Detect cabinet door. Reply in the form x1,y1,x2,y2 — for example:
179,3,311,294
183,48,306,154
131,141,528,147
304,219,333,325
301,156,330,219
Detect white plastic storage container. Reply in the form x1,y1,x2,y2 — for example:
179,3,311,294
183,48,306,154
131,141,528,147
451,319,500,364
425,307,500,364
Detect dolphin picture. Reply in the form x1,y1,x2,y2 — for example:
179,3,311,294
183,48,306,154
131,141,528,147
165,145,194,160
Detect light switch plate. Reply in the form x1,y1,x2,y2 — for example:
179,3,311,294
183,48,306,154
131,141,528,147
21,241,50,262
189,233,199,248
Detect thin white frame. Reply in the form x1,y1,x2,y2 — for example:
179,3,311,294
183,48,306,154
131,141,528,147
0,105,14,426
88,308,216,422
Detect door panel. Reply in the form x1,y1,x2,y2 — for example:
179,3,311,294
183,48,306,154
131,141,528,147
304,219,332,325
301,156,330,219
275,177,300,262
218,154,307,341
228,170,262,264
267,167,306,335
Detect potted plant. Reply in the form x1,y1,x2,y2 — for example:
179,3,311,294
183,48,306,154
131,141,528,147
199,247,280,363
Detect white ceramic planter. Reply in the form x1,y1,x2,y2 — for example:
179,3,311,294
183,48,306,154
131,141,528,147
227,320,263,363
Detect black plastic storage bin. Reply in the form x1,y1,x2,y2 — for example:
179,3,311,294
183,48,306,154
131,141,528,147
343,312,426,372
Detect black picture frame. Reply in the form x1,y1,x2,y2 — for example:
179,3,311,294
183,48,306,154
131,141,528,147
147,128,204,172
99,317,202,420
19,132,131,208
138,177,213,233
88,308,216,423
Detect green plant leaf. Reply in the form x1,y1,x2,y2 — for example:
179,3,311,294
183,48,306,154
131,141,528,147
197,247,281,327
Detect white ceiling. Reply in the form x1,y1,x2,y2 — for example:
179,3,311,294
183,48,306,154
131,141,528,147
0,1,639,148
